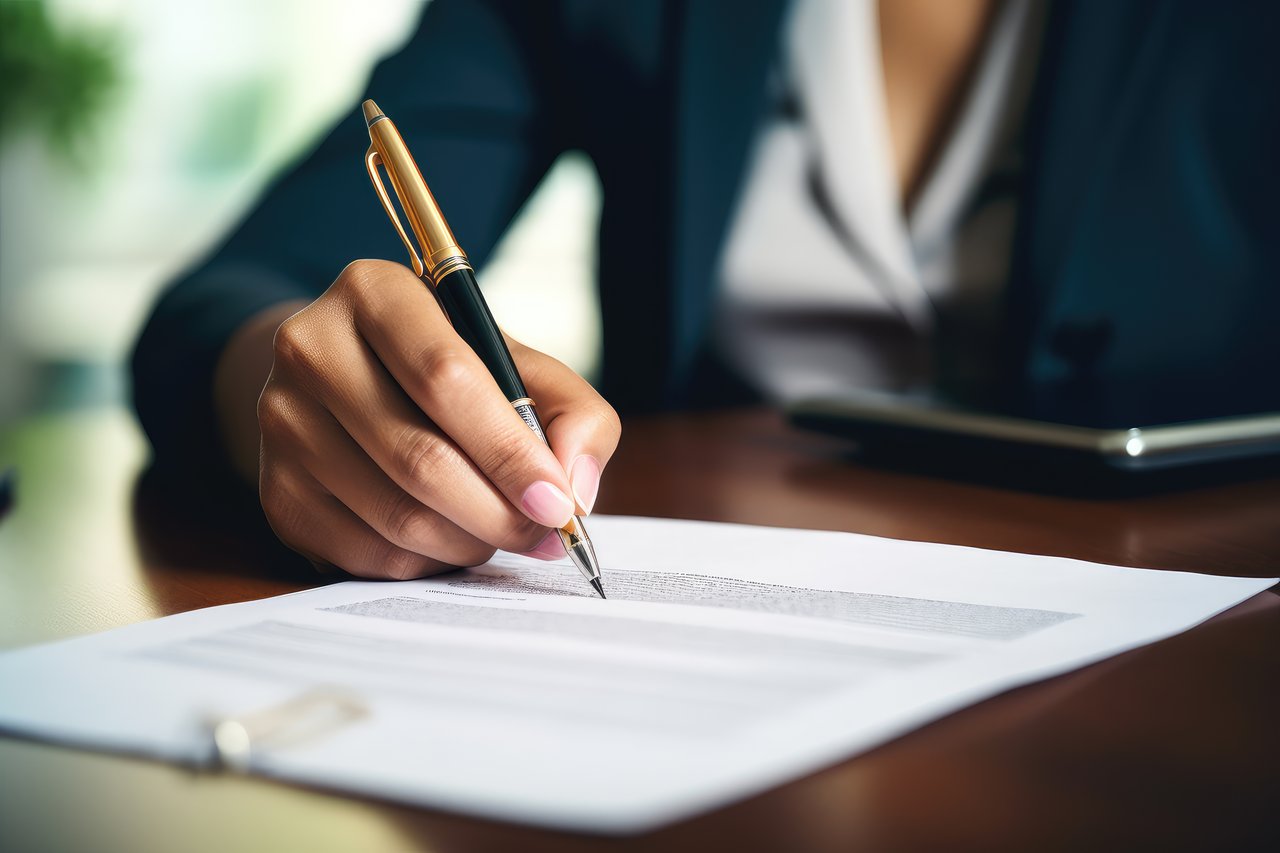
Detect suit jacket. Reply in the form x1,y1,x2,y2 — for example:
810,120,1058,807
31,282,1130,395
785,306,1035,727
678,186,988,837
133,0,1280,468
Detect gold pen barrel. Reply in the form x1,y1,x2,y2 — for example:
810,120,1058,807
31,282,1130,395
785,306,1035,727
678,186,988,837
363,99,471,284
361,99,606,601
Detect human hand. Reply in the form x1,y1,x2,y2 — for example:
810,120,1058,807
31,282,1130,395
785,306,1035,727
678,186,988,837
252,260,620,578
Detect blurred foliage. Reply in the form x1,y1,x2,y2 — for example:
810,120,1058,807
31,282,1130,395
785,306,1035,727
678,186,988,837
0,0,121,166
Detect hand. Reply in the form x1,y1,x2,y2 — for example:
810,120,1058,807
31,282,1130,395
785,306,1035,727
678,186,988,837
231,260,620,579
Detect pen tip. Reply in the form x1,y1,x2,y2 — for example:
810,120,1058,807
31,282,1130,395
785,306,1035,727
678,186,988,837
362,99,384,126
591,578,606,600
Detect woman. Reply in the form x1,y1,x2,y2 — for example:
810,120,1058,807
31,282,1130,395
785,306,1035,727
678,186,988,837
133,0,1280,578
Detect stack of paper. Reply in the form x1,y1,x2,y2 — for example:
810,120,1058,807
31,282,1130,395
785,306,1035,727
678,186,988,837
0,516,1270,831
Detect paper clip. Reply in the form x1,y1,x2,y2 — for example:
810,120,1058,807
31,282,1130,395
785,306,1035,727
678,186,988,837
203,688,368,772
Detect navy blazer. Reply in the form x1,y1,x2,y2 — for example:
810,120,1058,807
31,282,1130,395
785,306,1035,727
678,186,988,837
134,0,1280,468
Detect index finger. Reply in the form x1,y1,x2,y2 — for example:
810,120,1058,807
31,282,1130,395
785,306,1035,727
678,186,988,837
344,261,577,529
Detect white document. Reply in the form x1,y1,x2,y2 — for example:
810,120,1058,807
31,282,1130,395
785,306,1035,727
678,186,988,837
0,516,1272,832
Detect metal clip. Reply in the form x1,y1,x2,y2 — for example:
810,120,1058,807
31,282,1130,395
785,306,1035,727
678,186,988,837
365,146,425,277
204,688,368,772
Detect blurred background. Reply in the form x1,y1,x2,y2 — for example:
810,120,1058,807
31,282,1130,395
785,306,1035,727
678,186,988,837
0,0,601,601
0,0,603,430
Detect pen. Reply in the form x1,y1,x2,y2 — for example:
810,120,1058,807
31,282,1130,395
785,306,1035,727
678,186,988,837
361,99,605,600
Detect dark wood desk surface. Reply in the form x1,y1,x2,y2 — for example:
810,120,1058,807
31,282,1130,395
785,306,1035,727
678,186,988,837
1,407,1277,852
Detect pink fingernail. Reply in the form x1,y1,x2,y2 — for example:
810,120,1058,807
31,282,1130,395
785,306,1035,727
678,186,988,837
521,530,566,561
520,480,575,527
569,455,601,515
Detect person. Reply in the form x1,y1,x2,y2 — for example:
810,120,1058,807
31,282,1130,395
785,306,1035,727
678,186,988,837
132,0,1280,580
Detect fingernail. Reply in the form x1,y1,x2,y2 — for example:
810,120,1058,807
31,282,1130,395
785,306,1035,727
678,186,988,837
569,455,601,514
520,480,575,527
521,530,566,561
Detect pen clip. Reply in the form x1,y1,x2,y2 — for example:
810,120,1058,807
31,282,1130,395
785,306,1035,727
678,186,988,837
365,145,425,277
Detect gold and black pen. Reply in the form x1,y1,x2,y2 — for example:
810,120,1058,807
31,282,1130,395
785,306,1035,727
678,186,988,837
361,99,605,600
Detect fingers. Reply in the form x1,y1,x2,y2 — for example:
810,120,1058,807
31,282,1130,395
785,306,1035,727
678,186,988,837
267,392,496,567
255,258,621,581
509,337,622,515
262,323,545,555
341,261,578,528
259,465,454,581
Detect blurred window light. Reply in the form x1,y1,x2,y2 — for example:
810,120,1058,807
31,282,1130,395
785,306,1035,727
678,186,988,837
479,151,603,383
6,1,496,420
2,0,602,419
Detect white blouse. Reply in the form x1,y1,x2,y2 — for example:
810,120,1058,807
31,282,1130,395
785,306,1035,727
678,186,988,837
714,0,1046,403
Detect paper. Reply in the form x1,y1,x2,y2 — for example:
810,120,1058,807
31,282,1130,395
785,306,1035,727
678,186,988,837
0,516,1271,832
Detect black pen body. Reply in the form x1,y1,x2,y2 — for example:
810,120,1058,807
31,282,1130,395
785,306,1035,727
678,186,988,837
432,267,529,403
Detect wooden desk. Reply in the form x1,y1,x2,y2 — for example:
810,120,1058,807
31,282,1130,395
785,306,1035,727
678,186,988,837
1,407,1277,851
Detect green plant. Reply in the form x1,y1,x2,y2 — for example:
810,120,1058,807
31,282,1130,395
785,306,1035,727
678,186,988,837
0,0,120,166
